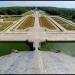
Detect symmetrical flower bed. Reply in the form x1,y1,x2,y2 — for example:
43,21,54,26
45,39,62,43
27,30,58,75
39,16,56,30
52,17,75,30
17,16,35,30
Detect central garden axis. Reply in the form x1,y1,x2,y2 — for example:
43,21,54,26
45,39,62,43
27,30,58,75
0,9,75,74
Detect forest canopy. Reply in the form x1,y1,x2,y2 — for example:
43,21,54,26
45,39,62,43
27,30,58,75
0,7,33,15
38,7,75,22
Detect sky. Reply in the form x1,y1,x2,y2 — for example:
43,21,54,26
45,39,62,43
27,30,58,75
0,1,75,8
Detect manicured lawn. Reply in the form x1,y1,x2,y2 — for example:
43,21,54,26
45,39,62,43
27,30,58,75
39,11,47,15
0,16,21,21
0,41,33,56
22,11,34,16
40,41,75,57
39,16,56,30
4,17,21,21
51,17,75,30
0,22,13,31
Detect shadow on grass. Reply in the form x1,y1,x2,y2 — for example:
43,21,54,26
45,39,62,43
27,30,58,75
0,40,35,56
39,40,75,57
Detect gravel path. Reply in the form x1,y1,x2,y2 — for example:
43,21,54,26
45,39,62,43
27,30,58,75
40,51,75,74
0,51,34,74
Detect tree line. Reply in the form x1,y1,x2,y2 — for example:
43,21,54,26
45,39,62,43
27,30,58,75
0,7,33,15
38,7,75,22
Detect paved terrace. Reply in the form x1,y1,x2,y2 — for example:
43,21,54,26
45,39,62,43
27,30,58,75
1,31,75,41
0,51,75,74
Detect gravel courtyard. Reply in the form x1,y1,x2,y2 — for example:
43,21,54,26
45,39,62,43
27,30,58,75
0,51,75,74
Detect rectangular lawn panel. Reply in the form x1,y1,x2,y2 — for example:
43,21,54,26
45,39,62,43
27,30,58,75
17,16,35,30
0,22,13,31
40,41,75,57
39,16,56,30
0,41,34,56
4,16,21,21
52,17,75,30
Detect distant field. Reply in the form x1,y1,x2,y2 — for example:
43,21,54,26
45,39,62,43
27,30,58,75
22,11,34,16
0,41,34,56
51,17,75,30
3,16,21,21
17,16,35,30
40,41,75,57
39,11,47,15
39,16,56,30
0,22,13,31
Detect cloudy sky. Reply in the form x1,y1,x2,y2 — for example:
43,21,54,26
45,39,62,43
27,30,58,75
0,1,75,8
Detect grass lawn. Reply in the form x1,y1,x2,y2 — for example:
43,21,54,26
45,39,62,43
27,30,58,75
40,41,75,57
3,17,21,21
0,22,13,31
0,41,33,56
51,17,75,30
39,11,47,15
0,16,21,21
22,11,34,16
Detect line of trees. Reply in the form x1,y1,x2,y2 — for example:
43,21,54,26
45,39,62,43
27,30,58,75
0,7,33,15
38,7,75,22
